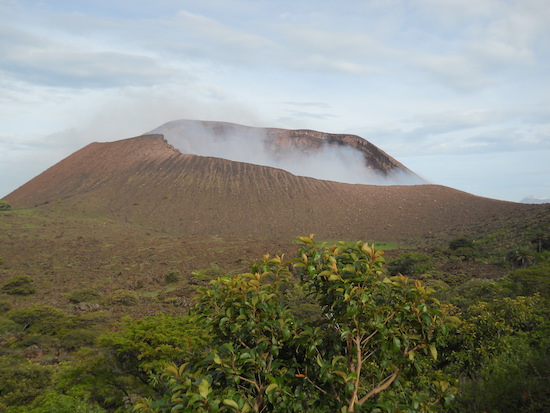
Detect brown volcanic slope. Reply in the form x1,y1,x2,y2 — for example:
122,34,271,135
5,134,544,243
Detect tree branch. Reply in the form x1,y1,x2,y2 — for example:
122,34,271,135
357,369,399,405
348,335,363,412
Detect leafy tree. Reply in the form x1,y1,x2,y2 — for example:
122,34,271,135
531,232,550,253
136,238,456,412
507,248,535,269
295,238,455,412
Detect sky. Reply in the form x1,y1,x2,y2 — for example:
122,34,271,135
1,0,549,202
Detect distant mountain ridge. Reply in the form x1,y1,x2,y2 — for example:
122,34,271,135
5,124,543,243
521,196,550,204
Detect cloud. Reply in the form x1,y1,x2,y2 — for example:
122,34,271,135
0,21,190,88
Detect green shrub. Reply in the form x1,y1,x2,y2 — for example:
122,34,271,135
7,305,72,335
60,329,99,351
164,270,181,284
67,289,102,304
1,275,36,295
0,300,12,313
387,252,434,277
0,354,53,408
0,316,19,335
108,289,139,306
0,200,11,210
449,237,475,250
505,262,550,299
30,392,105,413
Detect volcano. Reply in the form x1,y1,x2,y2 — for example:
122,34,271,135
146,120,427,185
4,121,540,242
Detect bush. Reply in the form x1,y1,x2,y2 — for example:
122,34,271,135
67,289,102,304
449,237,475,250
387,252,434,277
30,392,105,413
164,270,181,284
0,200,11,210
0,354,53,408
0,316,19,335
0,300,12,313
1,275,36,295
7,305,72,335
108,289,139,306
60,329,99,351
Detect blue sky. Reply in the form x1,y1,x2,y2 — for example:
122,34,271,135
1,0,549,202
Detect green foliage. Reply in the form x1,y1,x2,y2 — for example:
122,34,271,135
1,275,36,295
0,300,11,314
28,392,105,413
0,316,20,335
295,239,455,411
60,329,99,351
507,248,535,269
7,305,71,336
164,270,181,284
99,314,207,377
448,238,474,250
504,262,550,300
0,200,11,210
449,247,477,262
387,252,434,277
442,289,550,411
456,332,550,412
54,347,142,411
0,354,53,409
279,282,322,323
108,289,139,306
531,231,550,253
67,289,102,304
137,238,456,412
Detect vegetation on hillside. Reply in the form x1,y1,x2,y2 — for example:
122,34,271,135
0,227,548,412
1,202,549,412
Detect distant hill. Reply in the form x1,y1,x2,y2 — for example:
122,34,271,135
521,196,550,204
6,127,543,243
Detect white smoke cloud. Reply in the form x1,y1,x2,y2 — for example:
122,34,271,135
147,119,425,185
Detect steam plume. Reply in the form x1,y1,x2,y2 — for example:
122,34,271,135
147,120,425,185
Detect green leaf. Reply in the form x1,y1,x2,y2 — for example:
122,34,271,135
333,370,348,381
265,383,279,393
213,354,222,364
198,379,210,398
223,399,239,409
393,336,401,349
429,343,438,360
